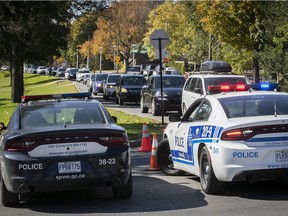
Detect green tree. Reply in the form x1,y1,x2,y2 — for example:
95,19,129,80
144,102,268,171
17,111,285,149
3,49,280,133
195,0,277,83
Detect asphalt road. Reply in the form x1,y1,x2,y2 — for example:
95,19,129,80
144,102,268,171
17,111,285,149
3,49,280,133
2,80,288,215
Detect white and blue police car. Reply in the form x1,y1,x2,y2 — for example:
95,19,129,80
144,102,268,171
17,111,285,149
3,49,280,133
156,83,288,194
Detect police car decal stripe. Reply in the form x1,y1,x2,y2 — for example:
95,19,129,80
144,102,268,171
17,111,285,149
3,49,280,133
173,125,223,167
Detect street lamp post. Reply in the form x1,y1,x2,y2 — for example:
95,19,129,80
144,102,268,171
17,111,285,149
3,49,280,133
76,48,79,68
112,45,117,73
99,47,102,73
131,44,136,66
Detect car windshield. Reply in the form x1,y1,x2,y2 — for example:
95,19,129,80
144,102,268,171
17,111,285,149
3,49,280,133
20,102,106,129
122,76,146,86
95,74,108,81
154,76,185,88
219,95,288,118
108,75,121,82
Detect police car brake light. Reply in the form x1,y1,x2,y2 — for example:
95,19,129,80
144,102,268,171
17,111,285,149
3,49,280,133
21,92,91,102
208,84,249,94
221,128,253,140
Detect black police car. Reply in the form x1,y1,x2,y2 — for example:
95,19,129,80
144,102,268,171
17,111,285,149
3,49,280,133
0,93,132,207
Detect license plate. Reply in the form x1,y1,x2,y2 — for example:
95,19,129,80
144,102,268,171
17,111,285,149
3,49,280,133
58,161,81,174
275,150,288,162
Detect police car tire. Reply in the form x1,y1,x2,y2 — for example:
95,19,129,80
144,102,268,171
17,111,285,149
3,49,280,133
1,179,19,207
200,146,224,194
112,172,133,199
156,138,185,176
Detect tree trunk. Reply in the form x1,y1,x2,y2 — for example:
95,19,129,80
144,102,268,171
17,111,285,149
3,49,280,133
11,56,24,103
253,56,260,84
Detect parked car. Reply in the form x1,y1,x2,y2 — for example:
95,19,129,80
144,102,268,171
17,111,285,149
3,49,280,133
165,67,181,75
115,74,146,105
36,66,46,74
156,83,288,194
140,75,185,116
51,66,59,76
76,68,91,82
1,65,9,71
92,73,109,95
86,73,96,92
65,68,78,80
0,92,132,207
181,61,251,114
103,74,121,100
126,66,141,75
55,67,66,77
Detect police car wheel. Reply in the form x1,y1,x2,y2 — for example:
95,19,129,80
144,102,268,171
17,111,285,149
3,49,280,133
200,146,224,194
1,179,19,207
156,138,185,176
112,172,133,199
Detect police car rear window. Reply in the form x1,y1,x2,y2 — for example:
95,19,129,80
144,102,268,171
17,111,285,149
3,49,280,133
21,103,106,128
219,95,288,118
205,77,250,87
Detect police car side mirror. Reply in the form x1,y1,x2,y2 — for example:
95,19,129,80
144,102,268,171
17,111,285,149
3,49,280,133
112,116,117,123
169,114,181,122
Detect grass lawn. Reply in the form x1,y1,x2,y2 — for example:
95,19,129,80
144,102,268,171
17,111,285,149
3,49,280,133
0,72,165,140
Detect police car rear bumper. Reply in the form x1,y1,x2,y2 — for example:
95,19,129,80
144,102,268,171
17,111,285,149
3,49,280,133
232,168,288,182
1,149,130,194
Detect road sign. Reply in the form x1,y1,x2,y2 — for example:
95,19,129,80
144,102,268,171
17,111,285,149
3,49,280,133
150,29,170,49
162,57,168,64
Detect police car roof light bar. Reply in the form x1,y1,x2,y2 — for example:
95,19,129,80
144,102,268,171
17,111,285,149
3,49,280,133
207,84,250,94
21,92,91,103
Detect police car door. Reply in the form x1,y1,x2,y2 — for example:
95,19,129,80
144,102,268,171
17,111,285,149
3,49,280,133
173,99,212,173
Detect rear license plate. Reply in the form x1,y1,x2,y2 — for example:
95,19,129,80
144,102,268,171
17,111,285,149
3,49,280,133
275,150,288,162
58,161,81,174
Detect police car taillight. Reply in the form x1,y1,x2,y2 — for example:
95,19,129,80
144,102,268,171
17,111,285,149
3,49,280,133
208,84,249,94
221,129,254,140
99,132,128,146
5,140,35,152
21,92,91,102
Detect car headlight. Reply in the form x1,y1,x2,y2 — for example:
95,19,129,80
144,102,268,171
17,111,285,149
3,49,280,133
97,83,102,87
121,88,128,93
154,91,167,98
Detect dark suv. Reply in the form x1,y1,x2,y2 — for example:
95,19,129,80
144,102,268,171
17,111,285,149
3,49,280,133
115,74,146,105
140,75,185,116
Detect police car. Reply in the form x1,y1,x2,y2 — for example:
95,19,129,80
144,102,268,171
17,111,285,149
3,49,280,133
0,93,132,207
182,61,251,114
156,83,288,194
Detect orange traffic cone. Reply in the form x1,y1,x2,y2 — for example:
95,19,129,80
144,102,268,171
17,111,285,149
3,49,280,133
138,122,152,152
146,133,160,171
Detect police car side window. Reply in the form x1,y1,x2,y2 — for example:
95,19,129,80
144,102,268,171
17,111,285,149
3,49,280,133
186,100,211,122
188,78,197,92
193,100,212,121
184,77,192,91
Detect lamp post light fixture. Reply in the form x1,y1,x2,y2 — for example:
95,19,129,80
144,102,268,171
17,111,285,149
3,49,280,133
99,47,102,73
112,44,117,73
